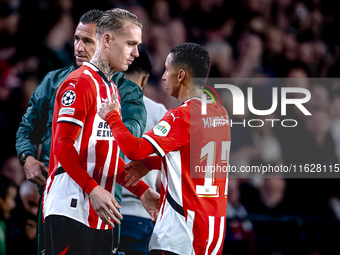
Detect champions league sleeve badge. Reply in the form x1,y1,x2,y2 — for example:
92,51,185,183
62,90,76,106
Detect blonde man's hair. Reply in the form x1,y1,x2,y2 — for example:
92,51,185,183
96,8,142,36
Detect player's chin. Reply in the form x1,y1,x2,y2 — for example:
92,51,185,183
76,59,84,67
121,64,130,72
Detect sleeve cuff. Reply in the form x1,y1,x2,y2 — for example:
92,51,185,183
126,180,149,198
19,151,35,158
84,179,99,195
105,110,121,124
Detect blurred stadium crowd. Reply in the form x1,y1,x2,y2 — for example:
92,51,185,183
1,0,340,254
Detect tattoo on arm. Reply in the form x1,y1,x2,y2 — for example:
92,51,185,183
90,50,115,81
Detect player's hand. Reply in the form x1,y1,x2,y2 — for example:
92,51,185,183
23,156,48,186
140,188,160,222
89,186,123,228
123,160,150,178
97,93,120,120
120,169,141,188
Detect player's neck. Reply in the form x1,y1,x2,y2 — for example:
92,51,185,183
90,50,115,81
178,84,203,104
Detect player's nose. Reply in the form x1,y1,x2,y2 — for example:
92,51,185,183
132,45,139,58
75,40,84,53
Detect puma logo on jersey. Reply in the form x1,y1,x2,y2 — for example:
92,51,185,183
170,113,179,122
69,82,78,89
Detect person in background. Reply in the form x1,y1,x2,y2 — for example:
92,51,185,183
0,155,25,187
11,180,40,255
119,48,167,255
0,175,20,255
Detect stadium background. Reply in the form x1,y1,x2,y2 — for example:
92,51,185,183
1,0,340,254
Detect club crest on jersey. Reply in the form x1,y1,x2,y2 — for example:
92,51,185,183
62,90,76,106
153,120,171,137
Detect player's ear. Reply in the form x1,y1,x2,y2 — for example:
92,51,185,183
141,74,149,91
178,69,185,83
103,33,111,47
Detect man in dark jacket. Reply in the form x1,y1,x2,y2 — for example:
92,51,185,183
15,9,146,254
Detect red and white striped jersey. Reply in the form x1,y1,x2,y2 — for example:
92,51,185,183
43,62,121,230
143,97,231,255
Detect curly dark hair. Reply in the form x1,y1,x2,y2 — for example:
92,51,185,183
170,43,210,78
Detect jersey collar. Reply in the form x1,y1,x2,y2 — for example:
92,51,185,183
182,96,201,105
83,62,111,87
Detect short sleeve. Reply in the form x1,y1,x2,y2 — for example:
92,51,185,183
56,78,94,128
142,108,189,157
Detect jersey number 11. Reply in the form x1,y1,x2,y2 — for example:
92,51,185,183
196,141,230,198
